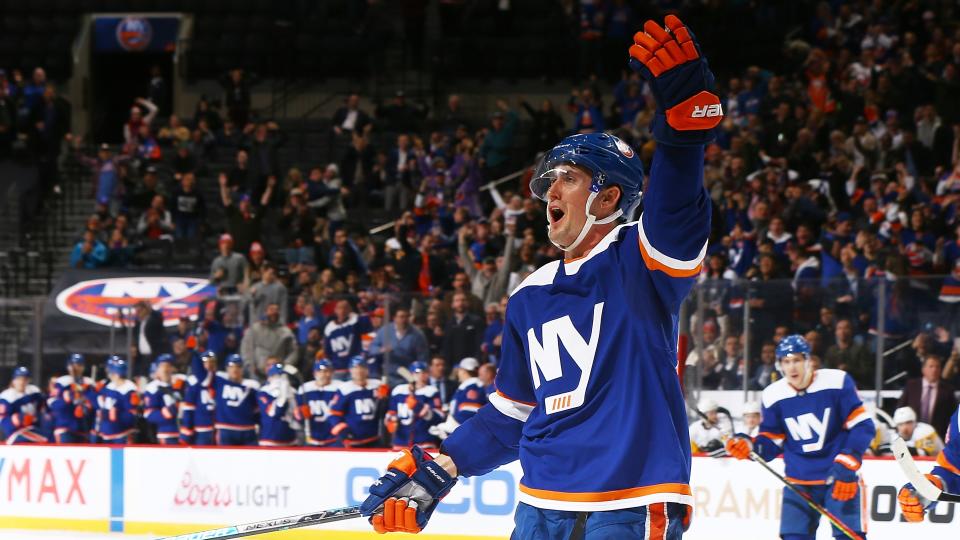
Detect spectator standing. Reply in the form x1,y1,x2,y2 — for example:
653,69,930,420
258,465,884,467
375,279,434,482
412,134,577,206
368,307,429,383
479,100,518,180
824,319,872,386
897,356,958,438
170,172,206,240
248,263,289,325
69,230,108,269
131,300,170,373
442,292,486,366
323,300,374,380
458,225,516,305
332,94,371,138
221,69,251,128
240,303,299,380
210,233,248,294
219,173,274,253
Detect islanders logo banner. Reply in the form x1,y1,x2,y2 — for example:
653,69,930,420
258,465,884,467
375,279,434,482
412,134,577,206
55,276,215,327
115,17,153,52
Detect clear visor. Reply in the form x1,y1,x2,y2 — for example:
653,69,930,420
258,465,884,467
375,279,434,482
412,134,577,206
530,162,584,202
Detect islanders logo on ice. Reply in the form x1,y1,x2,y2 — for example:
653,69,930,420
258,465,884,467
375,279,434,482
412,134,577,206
116,16,153,51
56,276,215,327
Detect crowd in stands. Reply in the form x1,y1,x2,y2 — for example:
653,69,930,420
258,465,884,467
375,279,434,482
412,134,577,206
3,1,960,447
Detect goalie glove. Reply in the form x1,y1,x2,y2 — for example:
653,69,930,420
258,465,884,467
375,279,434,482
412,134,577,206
628,15,722,146
898,474,943,522
361,446,457,534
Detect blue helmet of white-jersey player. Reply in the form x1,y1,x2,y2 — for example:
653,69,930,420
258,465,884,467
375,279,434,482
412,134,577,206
67,353,85,366
107,358,127,376
531,133,644,252
225,354,242,367
348,355,367,369
267,363,285,377
314,359,332,372
409,361,427,373
200,350,217,364
12,366,30,379
775,334,811,375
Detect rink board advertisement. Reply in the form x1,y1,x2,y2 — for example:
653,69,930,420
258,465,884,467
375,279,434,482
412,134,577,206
0,445,957,539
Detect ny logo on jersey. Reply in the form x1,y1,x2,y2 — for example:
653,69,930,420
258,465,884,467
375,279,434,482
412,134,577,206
99,396,117,410
785,408,831,452
329,335,353,354
354,398,376,418
692,104,723,118
221,385,250,407
308,399,332,421
528,302,604,415
397,402,417,424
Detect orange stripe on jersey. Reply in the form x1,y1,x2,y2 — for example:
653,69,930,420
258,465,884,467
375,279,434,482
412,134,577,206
938,451,960,476
785,477,827,485
638,235,702,278
758,431,786,440
518,482,691,503
496,390,536,407
844,406,866,425
648,502,667,539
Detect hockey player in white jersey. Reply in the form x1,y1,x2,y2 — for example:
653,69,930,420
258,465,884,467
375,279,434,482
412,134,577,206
892,406,944,457
359,14,719,538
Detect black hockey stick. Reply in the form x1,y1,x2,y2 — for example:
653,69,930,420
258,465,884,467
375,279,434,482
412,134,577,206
154,505,362,540
690,405,864,540
892,437,960,503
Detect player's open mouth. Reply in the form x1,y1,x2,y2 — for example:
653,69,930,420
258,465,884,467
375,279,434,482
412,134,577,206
549,206,565,224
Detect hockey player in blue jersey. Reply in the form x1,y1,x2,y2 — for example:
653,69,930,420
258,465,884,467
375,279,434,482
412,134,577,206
430,357,488,441
296,359,341,447
180,351,218,445
386,361,444,450
207,353,260,446
359,14,717,537
1,366,47,444
898,402,960,522
329,356,383,448
95,359,140,444
725,335,875,539
258,363,298,446
49,354,97,443
143,354,186,445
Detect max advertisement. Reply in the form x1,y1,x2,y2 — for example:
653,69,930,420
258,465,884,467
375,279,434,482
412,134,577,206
0,445,955,538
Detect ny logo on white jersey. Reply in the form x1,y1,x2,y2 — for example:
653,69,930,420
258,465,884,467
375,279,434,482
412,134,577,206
785,408,831,452
329,335,353,354
528,302,604,415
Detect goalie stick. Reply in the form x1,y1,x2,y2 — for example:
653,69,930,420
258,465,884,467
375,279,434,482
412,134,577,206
690,405,864,540
155,505,362,540
892,437,960,503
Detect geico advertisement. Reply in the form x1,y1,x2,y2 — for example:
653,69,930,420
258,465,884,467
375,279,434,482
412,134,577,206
122,448,955,538
0,445,111,519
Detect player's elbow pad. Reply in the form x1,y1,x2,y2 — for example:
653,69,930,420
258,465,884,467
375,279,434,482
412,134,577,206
441,404,521,478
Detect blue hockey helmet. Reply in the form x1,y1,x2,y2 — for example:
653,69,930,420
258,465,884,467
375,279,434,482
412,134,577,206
200,350,217,363
348,355,367,369
409,361,428,373
107,358,127,376
267,363,285,377
531,133,644,252
12,366,30,379
67,353,85,366
154,353,174,366
313,359,333,372
775,334,812,380
225,354,243,367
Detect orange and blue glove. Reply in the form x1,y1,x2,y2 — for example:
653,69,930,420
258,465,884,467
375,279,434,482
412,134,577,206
829,451,861,502
361,446,457,534
898,474,943,522
725,435,753,460
628,15,723,146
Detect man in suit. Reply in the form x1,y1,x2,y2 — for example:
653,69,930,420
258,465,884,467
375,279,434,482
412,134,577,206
131,300,170,376
898,355,958,438
427,356,457,411
441,292,485,366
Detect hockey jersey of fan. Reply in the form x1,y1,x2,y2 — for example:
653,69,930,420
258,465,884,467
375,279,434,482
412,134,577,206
753,369,875,482
297,380,340,445
443,144,710,512
932,404,960,494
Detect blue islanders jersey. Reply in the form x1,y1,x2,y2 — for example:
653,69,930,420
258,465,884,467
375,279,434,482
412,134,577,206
181,375,216,437
324,314,374,372
387,384,444,449
96,380,140,441
0,385,46,443
754,369,875,482
932,404,960,494
296,380,340,446
258,381,298,445
49,375,97,438
144,378,185,440
450,377,487,424
443,144,710,512
208,373,260,431
329,379,382,446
